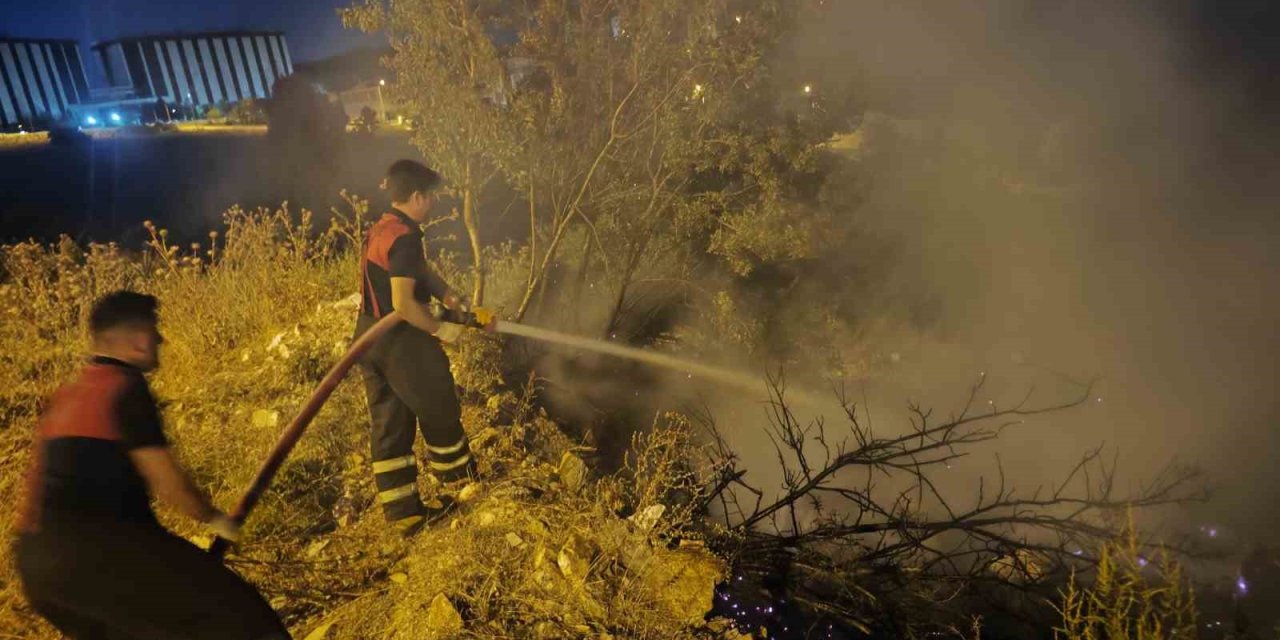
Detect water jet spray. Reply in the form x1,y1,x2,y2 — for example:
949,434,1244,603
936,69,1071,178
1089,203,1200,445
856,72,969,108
493,319,829,408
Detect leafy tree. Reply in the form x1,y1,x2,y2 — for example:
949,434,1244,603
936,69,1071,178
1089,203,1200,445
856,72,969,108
345,1,512,306
353,105,378,135
346,1,856,335
265,75,350,209
229,99,267,125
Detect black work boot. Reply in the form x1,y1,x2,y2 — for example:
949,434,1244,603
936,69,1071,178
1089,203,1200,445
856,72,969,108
398,496,457,539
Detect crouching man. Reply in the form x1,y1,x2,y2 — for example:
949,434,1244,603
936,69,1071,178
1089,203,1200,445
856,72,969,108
13,291,290,639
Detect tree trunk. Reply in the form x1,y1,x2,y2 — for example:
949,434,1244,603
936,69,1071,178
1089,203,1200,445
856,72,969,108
572,235,595,332
462,162,484,306
515,208,573,322
603,241,646,339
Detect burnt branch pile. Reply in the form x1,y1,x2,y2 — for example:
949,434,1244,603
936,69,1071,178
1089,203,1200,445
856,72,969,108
696,375,1205,633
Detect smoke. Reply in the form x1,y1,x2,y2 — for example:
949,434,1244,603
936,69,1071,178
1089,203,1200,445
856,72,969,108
511,1,1278,545
737,0,1280,540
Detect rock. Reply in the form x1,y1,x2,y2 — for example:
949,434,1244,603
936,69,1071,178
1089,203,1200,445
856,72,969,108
457,482,482,504
707,618,733,633
597,519,653,569
302,622,335,640
636,548,726,626
531,544,559,590
707,618,751,639
251,409,280,429
628,504,666,533
424,593,464,637
524,518,550,538
557,535,593,583
471,427,500,450
557,451,588,493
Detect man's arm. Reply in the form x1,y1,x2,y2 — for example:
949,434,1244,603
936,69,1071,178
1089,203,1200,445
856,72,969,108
128,446,218,523
117,375,240,541
389,234,461,312
423,268,462,310
391,276,445,334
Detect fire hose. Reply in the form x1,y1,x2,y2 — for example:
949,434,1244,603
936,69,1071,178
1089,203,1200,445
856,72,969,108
210,311,403,558
210,306,495,559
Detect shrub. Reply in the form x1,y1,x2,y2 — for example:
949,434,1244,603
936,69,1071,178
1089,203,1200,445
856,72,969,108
1055,516,1197,639
230,99,267,125
351,106,378,135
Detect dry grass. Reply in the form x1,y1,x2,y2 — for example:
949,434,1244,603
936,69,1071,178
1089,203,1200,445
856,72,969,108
171,123,268,136
0,204,365,636
0,132,49,150
0,202,728,639
1054,515,1197,639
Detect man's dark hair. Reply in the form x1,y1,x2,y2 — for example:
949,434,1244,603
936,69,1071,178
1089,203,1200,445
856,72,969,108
89,291,158,335
385,159,442,203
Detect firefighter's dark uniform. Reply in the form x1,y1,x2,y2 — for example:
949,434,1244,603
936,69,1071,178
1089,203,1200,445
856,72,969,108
354,209,476,526
13,356,288,640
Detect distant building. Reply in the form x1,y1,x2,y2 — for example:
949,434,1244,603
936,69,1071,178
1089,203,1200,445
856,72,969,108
91,31,294,109
0,38,91,130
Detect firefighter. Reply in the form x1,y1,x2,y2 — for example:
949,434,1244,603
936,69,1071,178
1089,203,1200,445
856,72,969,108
13,291,289,639
355,159,485,537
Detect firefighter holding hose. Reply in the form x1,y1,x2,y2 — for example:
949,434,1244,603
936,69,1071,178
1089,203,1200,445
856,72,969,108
355,159,492,538
13,291,288,639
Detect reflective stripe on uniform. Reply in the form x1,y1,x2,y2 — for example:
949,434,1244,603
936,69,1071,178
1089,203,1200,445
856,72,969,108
372,455,415,474
378,483,418,504
427,438,468,456
429,452,472,472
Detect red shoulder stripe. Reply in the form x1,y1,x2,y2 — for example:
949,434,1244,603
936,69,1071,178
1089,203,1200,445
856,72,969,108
38,365,129,441
365,214,413,270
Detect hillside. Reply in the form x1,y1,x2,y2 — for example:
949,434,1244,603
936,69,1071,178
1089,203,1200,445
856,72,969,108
0,209,734,639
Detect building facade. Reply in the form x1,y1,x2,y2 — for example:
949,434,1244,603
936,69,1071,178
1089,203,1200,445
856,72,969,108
0,38,91,130
91,31,293,109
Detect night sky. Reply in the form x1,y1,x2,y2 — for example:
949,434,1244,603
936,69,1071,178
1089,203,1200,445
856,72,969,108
0,0,377,72
2,0,1276,87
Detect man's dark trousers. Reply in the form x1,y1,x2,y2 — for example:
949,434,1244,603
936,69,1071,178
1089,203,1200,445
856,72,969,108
355,316,475,523
15,518,289,639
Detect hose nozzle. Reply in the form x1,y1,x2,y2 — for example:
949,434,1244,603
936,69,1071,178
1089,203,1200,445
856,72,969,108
443,306,496,329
